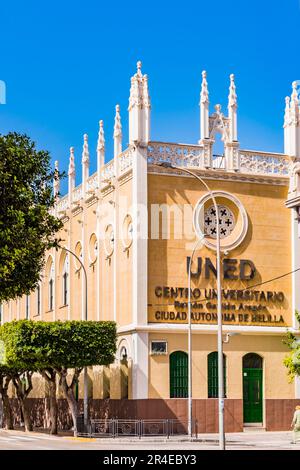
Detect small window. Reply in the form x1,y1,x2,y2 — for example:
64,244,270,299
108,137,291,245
151,340,167,355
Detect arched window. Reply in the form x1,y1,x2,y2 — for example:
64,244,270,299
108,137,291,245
36,284,41,316
170,351,188,398
207,352,227,398
48,262,54,311
62,255,69,306
243,353,262,369
25,295,30,320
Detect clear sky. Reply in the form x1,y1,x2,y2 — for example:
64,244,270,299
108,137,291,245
1,0,300,193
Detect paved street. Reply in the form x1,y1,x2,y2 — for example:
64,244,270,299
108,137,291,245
0,429,299,450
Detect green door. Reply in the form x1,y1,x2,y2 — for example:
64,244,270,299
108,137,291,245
243,368,263,423
170,351,188,398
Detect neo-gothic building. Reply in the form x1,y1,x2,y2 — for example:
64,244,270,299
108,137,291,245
2,62,300,431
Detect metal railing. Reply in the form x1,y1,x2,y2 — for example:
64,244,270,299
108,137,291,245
76,418,198,439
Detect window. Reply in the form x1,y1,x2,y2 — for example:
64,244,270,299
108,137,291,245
62,255,69,306
151,340,167,355
207,352,227,398
170,351,188,398
36,285,41,316
243,353,262,369
25,296,30,319
48,262,54,311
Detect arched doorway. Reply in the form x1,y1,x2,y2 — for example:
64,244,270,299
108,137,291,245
243,353,263,423
170,351,188,398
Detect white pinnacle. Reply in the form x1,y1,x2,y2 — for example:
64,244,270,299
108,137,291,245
97,120,105,151
200,70,209,104
228,73,237,108
114,104,122,138
82,133,89,164
68,147,75,175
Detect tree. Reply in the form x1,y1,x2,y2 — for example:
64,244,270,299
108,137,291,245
0,321,37,431
283,312,300,381
0,132,63,302
0,320,117,434
45,321,117,433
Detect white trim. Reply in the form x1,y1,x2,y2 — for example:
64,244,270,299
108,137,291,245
295,376,300,399
132,145,148,325
117,322,298,336
132,332,148,399
147,168,289,186
103,223,114,258
291,208,300,329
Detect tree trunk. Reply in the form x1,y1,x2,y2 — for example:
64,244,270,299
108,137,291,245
41,370,58,435
57,368,81,434
49,380,58,435
20,400,32,432
2,394,13,430
0,376,14,430
60,374,78,433
12,372,33,432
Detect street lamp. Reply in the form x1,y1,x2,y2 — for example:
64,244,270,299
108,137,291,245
59,246,89,433
157,162,225,450
187,236,205,438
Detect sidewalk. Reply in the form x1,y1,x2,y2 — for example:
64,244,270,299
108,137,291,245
1,428,299,450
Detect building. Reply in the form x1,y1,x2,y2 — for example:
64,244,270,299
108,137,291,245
2,63,300,431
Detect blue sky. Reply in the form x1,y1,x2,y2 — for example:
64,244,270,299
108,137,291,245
1,0,300,193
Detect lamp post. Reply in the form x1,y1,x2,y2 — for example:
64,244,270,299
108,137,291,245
60,246,89,432
157,162,225,450
187,236,205,438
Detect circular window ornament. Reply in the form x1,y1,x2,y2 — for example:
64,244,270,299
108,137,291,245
104,224,114,258
193,191,248,253
74,241,83,270
88,233,98,264
204,205,235,239
121,214,133,250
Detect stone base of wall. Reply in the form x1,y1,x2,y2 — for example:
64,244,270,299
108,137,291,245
5,398,299,432
265,399,300,431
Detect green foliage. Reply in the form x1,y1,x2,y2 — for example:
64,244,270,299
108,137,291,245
283,312,300,381
0,132,64,302
0,320,117,370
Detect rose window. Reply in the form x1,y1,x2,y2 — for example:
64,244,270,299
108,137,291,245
204,205,235,239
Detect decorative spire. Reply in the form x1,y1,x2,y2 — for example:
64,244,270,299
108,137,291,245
290,81,299,125
114,104,122,159
291,81,299,103
284,96,290,126
136,60,142,76
143,74,151,108
53,160,60,197
82,133,89,164
97,120,105,152
68,147,75,176
114,104,122,139
200,70,209,104
128,60,151,144
81,134,89,197
228,73,237,108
